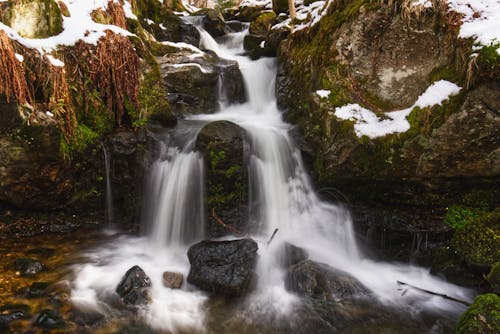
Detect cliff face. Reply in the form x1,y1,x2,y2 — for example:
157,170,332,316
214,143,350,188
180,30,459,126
275,0,499,195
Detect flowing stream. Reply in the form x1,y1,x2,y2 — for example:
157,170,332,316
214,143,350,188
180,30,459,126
71,24,473,333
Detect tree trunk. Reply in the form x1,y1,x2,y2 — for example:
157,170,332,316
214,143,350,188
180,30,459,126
288,0,296,19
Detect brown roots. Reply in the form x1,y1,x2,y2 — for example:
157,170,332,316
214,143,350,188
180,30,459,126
0,30,31,104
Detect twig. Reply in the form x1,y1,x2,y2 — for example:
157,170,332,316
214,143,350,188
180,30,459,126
267,228,279,245
397,281,471,306
211,208,246,237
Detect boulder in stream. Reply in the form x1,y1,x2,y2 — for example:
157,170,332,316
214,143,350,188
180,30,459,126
116,265,152,305
285,260,369,301
162,271,183,289
13,258,44,276
187,239,258,296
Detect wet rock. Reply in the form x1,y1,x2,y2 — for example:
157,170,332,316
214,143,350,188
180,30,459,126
187,239,258,296
249,11,276,36
48,221,80,233
243,34,275,59
13,258,44,276
285,260,368,300
33,309,65,329
70,307,105,326
195,121,248,237
196,10,227,37
281,243,309,268
159,51,245,115
116,265,152,305
226,20,246,32
26,282,51,298
162,271,183,289
180,21,200,46
46,280,72,306
0,305,25,329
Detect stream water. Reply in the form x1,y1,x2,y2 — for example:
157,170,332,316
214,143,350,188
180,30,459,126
69,24,473,333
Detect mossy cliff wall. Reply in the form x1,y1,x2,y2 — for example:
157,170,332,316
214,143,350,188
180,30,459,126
276,0,499,206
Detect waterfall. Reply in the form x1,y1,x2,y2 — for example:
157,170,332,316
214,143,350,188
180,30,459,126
101,142,114,226
72,20,472,333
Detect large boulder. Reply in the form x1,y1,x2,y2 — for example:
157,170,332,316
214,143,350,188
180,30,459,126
195,121,248,237
454,294,500,334
115,265,152,305
285,260,368,300
187,239,258,296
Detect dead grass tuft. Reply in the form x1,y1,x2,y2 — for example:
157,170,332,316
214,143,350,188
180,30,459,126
0,30,31,104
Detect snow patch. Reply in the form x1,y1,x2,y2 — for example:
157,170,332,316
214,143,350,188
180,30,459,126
46,54,65,67
316,90,331,98
334,80,461,138
14,53,24,62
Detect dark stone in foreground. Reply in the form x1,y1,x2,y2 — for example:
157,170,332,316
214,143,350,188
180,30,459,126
116,265,152,305
187,239,258,296
281,242,309,268
286,260,368,300
13,258,44,276
0,309,25,328
33,309,65,329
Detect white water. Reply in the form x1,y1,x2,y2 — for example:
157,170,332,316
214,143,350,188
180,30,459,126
71,24,473,332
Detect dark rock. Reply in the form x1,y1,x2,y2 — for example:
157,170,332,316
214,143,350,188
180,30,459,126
237,5,266,22
244,34,275,59
48,221,79,233
159,51,245,115
13,258,44,276
110,131,138,155
46,280,72,306
33,309,65,329
162,271,183,289
281,243,309,268
116,265,152,305
180,21,200,45
195,121,248,237
272,0,289,14
70,307,105,326
27,282,51,298
226,20,246,32
0,308,25,328
198,10,227,37
187,239,258,296
0,98,22,132
285,260,368,300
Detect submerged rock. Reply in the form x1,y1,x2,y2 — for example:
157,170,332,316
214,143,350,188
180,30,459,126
281,242,309,268
162,271,183,289
116,265,152,305
285,260,368,300
187,239,258,296
195,121,248,237
13,258,44,276
0,307,25,329
33,309,65,329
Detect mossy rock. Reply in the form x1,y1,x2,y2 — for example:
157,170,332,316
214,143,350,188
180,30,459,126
486,262,500,294
454,294,500,334
249,11,276,36
195,121,248,237
2,0,63,38
452,208,500,269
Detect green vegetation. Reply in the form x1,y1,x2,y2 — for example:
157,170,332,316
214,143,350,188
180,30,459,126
454,294,500,334
445,205,482,229
452,208,500,267
487,262,500,293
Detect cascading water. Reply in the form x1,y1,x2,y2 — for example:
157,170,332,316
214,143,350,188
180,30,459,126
101,142,114,226
71,21,473,333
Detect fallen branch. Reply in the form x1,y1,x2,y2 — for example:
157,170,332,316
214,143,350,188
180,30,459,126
211,208,246,237
267,228,279,245
397,281,471,306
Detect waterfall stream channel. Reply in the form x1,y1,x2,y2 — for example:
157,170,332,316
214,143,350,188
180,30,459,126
70,23,474,333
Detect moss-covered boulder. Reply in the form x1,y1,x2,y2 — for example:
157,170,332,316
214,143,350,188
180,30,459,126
249,11,276,36
487,262,500,294
195,121,248,237
1,0,63,38
452,209,500,270
454,294,500,334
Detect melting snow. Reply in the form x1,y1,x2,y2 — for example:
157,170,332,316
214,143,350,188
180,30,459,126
14,53,24,62
46,54,65,67
334,80,461,138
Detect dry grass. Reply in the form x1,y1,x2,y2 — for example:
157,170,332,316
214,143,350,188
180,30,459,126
0,30,31,104
106,0,127,29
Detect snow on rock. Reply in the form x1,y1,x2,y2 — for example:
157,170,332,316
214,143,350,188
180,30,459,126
46,54,65,67
316,89,331,99
334,80,461,138
447,0,500,53
0,0,135,54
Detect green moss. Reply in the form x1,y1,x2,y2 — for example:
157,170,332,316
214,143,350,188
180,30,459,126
454,294,500,334
3,0,63,38
486,262,500,293
445,205,483,229
60,124,100,160
452,208,500,267
249,11,276,35
209,149,226,171
136,70,173,128
475,44,500,82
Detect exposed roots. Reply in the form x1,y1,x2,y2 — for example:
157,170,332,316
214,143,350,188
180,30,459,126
465,54,478,89
106,0,127,29
0,30,31,104
47,60,76,139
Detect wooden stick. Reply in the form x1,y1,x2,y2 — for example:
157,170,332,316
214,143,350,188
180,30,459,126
211,208,246,237
267,228,279,245
397,281,471,306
